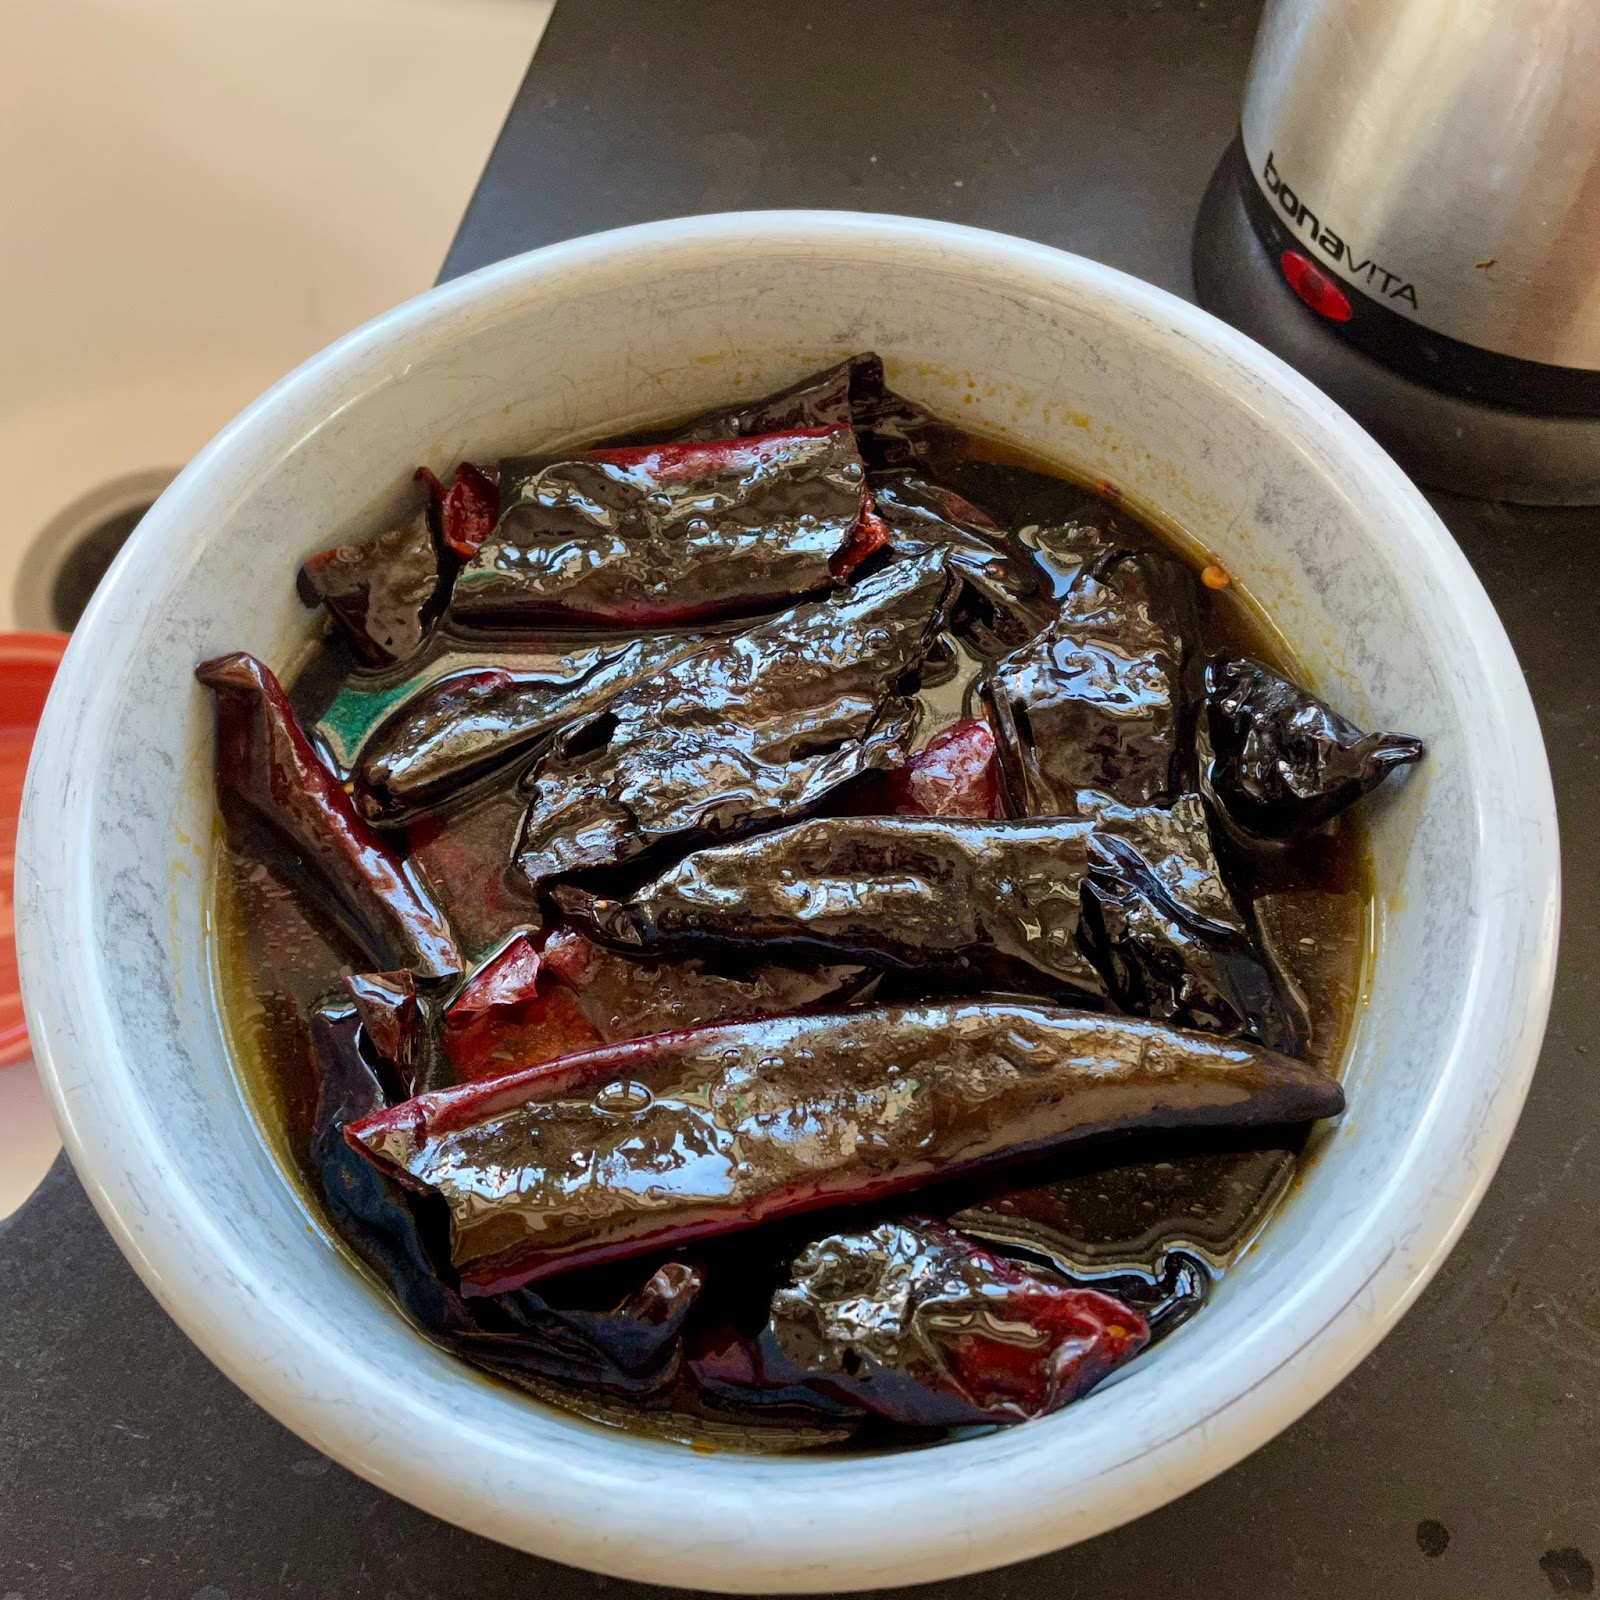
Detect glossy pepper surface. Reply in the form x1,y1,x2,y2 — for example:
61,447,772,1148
297,508,445,670
196,652,461,980
347,1001,1343,1294
697,1218,1150,1427
457,429,875,630
514,551,956,885
1201,656,1424,841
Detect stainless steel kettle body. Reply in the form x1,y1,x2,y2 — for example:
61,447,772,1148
1236,0,1600,416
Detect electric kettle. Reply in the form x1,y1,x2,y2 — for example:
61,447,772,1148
1194,0,1600,504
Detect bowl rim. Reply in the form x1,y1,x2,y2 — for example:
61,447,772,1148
17,210,1560,1592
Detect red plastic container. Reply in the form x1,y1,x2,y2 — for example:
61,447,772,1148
0,632,70,1065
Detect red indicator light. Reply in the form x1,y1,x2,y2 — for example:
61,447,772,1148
1280,250,1353,322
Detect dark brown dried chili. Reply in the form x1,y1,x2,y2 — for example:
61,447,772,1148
514,550,956,886
346,1001,1343,1294
196,652,461,980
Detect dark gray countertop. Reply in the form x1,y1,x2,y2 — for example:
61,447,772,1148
5,3,1597,1596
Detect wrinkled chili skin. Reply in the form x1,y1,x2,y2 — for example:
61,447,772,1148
297,509,445,670
196,652,462,980
746,1219,1149,1427
215,356,1399,1445
539,926,866,1045
871,472,1054,652
457,429,871,630
984,547,1201,816
351,635,707,826
1202,657,1424,842
554,800,1301,1049
355,665,558,827
514,550,956,887
552,815,1110,1002
1078,795,1309,1056
347,1002,1344,1294
309,1001,701,1393
671,352,954,475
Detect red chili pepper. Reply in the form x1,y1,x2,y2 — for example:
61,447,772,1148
443,932,601,1082
347,1001,1343,1294
829,504,892,578
514,550,956,886
851,716,1001,817
196,652,461,980
694,1218,1150,1427
453,429,876,632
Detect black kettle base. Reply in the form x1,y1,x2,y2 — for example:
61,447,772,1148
1193,144,1600,507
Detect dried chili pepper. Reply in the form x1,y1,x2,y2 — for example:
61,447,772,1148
347,1001,1343,1293
352,635,707,825
1201,657,1424,841
514,550,956,886
455,429,874,630
703,1218,1149,1428
310,1000,700,1393
554,797,1302,1050
552,814,1110,1002
983,547,1199,814
197,652,461,980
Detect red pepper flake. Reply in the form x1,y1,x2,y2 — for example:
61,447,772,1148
1201,563,1232,590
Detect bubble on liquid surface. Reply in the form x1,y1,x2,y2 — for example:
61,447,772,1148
592,1080,654,1115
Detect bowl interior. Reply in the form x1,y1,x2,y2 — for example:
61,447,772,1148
19,215,1556,1592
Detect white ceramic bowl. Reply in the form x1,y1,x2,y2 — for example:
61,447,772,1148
17,213,1558,1592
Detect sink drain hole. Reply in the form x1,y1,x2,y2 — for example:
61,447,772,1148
51,503,155,631
13,467,178,632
